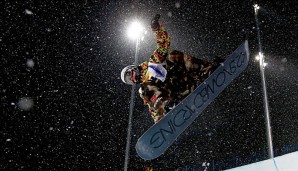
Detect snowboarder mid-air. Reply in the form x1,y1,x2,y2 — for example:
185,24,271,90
121,14,223,123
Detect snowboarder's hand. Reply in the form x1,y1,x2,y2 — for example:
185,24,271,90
151,14,161,31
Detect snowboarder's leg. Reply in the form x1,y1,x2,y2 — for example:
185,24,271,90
147,96,170,123
166,53,221,101
140,83,171,123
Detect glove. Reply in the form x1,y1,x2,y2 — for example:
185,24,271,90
151,14,161,31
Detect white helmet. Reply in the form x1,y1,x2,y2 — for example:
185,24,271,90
121,65,137,85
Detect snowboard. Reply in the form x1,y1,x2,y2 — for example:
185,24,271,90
135,41,250,160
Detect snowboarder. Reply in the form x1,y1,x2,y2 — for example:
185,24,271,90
121,14,222,123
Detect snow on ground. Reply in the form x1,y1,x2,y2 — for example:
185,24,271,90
225,151,298,171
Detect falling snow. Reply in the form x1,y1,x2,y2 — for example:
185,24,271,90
1,0,298,170
25,9,33,15
26,59,35,68
17,97,34,111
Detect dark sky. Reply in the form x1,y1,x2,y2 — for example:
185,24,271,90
1,0,298,170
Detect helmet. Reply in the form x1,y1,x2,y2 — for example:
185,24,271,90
121,65,138,85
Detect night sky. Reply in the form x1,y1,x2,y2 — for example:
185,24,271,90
1,0,298,170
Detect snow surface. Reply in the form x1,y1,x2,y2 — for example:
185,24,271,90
225,152,298,171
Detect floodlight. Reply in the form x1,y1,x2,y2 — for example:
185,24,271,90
127,21,144,40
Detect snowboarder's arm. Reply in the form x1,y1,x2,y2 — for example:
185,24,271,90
137,15,170,82
149,15,170,64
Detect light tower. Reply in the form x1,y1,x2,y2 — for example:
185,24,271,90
124,20,144,171
254,4,274,159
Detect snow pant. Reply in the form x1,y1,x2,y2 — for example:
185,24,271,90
139,82,171,123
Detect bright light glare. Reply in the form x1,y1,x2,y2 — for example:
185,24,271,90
254,4,260,9
255,52,263,61
255,55,260,61
127,21,144,40
255,52,268,67
254,4,260,13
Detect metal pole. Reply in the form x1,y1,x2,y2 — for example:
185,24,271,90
254,4,274,159
124,38,140,171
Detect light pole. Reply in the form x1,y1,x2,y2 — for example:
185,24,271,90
254,4,274,159
124,21,144,171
